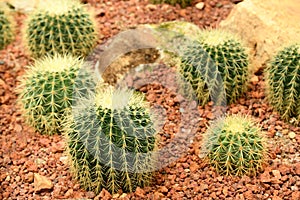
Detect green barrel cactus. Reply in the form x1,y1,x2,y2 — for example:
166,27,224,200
150,0,192,8
23,0,98,58
266,43,300,123
179,29,249,105
201,115,267,176
64,87,157,194
0,3,14,50
18,54,95,135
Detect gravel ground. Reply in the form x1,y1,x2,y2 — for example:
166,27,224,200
1,0,300,199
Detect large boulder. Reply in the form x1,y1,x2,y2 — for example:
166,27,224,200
220,0,300,73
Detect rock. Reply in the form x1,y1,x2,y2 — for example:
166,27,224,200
25,172,34,183
160,186,168,193
260,171,271,183
195,2,205,10
295,163,300,175
59,156,68,165
120,193,127,198
146,4,157,11
289,132,296,139
220,0,300,73
95,189,112,200
34,173,53,192
271,170,281,183
292,191,300,199
189,161,199,173
65,189,73,198
250,75,259,84
135,187,145,198
6,0,39,13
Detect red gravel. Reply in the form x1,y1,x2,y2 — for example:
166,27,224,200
1,0,300,199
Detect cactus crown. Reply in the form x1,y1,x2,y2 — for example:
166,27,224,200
179,29,249,105
266,43,300,123
201,115,267,176
65,87,158,194
24,0,98,58
0,3,14,50
18,54,95,135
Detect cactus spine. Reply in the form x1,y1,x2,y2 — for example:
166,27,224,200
18,54,95,135
24,0,98,58
64,88,158,194
265,43,300,123
0,3,14,50
179,29,249,105
201,115,267,176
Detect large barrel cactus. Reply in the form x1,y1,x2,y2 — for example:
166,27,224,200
18,54,95,135
23,0,98,58
179,29,249,105
64,87,158,194
0,3,14,50
201,115,267,176
265,43,300,123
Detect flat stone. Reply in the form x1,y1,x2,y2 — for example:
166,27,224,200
195,2,205,10
34,173,53,192
220,0,300,73
6,0,39,13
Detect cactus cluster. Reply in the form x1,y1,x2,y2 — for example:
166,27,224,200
18,54,95,135
150,0,192,8
265,43,300,123
0,3,14,50
64,88,157,194
179,29,249,105
201,115,267,176
23,0,98,58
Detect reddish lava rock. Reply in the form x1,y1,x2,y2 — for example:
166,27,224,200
1,0,300,199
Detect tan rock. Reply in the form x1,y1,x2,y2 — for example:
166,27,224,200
6,0,39,13
220,0,300,73
34,173,53,192
289,131,296,139
195,2,205,10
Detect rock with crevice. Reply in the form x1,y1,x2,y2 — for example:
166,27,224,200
220,0,300,73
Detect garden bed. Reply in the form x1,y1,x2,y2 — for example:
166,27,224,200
0,0,299,199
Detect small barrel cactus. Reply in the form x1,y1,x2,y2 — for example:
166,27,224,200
64,87,158,194
150,0,192,8
18,54,95,135
0,3,14,50
23,0,98,58
179,29,249,106
201,115,267,176
265,43,300,123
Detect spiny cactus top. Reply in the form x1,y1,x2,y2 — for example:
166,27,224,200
201,115,267,176
18,54,95,135
150,0,192,8
180,29,249,105
0,3,14,50
24,0,98,58
266,43,300,123
64,87,158,194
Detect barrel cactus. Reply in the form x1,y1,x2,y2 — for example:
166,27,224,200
64,87,158,194
265,43,300,123
150,0,192,8
200,115,267,176
179,29,249,105
0,3,14,50
23,0,98,58
18,54,95,135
